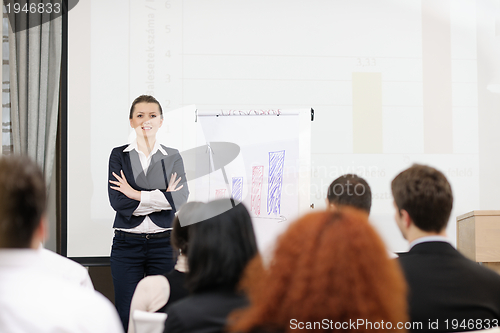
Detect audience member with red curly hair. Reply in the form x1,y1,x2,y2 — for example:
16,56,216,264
229,208,408,333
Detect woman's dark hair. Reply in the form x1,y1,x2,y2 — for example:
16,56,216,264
186,200,258,293
171,216,189,255
171,202,205,255
129,95,163,119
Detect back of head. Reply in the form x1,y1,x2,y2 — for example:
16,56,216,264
186,200,258,294
391,164,453,233
171,202,206,255
327,174,372,213
230,209,408,332
0,155,46,248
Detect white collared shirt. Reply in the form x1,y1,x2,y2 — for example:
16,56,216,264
116,140,172,234
0,249,123,333
409,235,451,251
39,244,94,291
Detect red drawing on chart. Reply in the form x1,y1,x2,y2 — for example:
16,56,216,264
215,189,226,199
251,166,264,216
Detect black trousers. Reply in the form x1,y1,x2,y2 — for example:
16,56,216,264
110,231,175,331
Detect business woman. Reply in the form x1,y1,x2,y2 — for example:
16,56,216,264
108,95,189,331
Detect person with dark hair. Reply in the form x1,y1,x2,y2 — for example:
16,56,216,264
163,199,258,333
326,174,372,213
228,209,408,333
327,174,398,259
108,95,189,330
127,202,201,333
0,155,123,332
392,164,500,332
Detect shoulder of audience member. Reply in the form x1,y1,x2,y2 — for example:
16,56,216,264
39,248,94,290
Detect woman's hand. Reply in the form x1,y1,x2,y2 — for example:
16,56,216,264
167,172,184,192
109,170,141,201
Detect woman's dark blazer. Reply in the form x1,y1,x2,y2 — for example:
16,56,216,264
108,144,189,229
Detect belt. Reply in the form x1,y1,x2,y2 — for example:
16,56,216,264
114,230,171,239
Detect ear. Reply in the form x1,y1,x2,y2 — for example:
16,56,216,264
31,215,48,249
159,117,163,128
130,118,134,128
400,209,412,229
326,201,337,212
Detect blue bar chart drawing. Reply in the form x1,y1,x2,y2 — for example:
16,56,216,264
232,177,243,202
267,150,285,215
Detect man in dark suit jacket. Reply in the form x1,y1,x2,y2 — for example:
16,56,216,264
392,164,500,332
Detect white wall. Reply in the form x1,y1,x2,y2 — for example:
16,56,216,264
67,0,500,257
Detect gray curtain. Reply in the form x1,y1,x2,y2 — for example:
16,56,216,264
2,15,13,155
8,3,62,189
